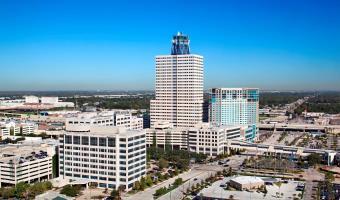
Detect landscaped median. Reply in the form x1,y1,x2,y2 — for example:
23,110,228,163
153,178,184,198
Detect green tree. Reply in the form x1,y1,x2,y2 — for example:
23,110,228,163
133,181,141,191
158,158,169,169
307,153,322,166
154,187,167,197
1,187,15,199
110,189,120,200
326,172,335,182
145,175,153,187
140,176,146,190
60,185,81,197
156,172,163,181
173,178,183,187
228,167,233,176
15,182,30,198
29,182,47,197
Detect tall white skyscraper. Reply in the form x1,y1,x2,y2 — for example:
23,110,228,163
150,33,204,128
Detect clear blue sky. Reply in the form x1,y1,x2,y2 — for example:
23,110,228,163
0,0,339,91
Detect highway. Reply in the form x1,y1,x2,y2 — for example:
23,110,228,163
259,123,340,133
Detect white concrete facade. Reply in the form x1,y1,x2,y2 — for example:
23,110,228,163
188,124,243,156
150,54,204,128
0,144,55,187
66,111,143,131
145,123,256,157
25,96,40,103
146,122,188,150
114,112,143,130
59,126,146,191
0,121,36,137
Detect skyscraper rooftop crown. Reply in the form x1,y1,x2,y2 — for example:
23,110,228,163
171,32,190,55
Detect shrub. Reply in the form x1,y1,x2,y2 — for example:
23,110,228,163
60,185,81,197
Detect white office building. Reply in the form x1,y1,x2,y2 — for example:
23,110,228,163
188,124,253,156
114,111,143,130
21,123,36,135
65,111,143,131
0,144,55,187
150,32,204,128
146,121,188,150
0,127,10,138
59,126,146,191
146,122,255,156
0,121,37,137
25,95,40,103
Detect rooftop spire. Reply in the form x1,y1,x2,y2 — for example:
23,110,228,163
171,32,190,55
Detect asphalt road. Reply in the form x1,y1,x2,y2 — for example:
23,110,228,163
123,155,246,200
122,165,220,200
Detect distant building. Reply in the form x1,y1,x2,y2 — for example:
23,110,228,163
0,120,37,138
41,97,59,104
25,95,40,103
65,110,143,131
59,126,146,191
150,32,204,128
0,96,74,110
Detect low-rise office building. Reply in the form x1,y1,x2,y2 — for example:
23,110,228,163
21,123,36,135
59,126,146,191
0,144,55,187
0,121,37,138
146,123,255,156
66,111,143,131
188,124,243,156
146,121,188,150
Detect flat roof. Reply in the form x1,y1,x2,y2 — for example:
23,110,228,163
200,177,303,200
230,176,264,184
210,88,259,91
64,125,145,137
0,144,53,164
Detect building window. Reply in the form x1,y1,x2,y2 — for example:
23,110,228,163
65,135,72,144
82,136,89,145
73,136,80,145
108,138,115,147
90,137,98,146
99,138,107,146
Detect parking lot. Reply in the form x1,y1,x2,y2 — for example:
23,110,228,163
199,176,304,200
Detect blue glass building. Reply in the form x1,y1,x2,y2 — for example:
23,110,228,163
171,32,190,55
209,88,259,141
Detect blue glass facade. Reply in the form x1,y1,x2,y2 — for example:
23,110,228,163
209,88,259,141
171,32,190,55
